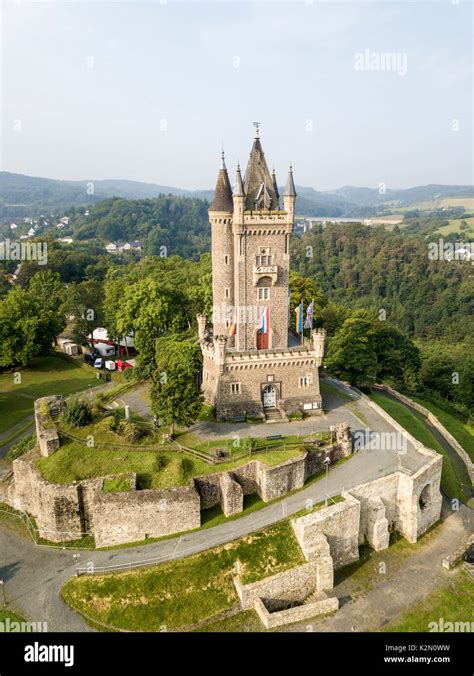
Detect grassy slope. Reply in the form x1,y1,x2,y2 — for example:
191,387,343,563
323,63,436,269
386,568,474,632
0,354,95,434
0,609,26,623
61,521,304,631
369,390,469,502
408,394,474,462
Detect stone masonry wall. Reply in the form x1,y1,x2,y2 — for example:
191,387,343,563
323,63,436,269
234,561,321,611
90,483,201,548
292,494,361,569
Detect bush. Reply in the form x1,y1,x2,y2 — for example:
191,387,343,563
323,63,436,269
180,457,194,479
155,454,170,471
241,437,257,453
288,410,304,421
117,420,145,443
63,399,93,427
6,433,36,461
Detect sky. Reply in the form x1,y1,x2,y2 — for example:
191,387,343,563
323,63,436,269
1,0,473,191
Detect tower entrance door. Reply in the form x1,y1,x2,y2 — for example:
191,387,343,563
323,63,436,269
263,384,277,409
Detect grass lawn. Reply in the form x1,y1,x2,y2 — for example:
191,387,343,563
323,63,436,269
61,521,304,631
369,390,470,503
37,438,305,489
408,394,474,462
0,354,102,437
386,568,474,632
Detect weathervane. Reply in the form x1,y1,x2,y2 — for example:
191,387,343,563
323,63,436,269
253,121,260,138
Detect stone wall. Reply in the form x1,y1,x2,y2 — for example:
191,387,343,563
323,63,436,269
90,483,201,548
35,397,60,458
234,561,321,611
13,451,85,541
254,594,338,629
373,384,474,485
292,494,361,569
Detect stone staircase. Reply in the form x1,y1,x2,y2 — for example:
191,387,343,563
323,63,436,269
264,409,283,423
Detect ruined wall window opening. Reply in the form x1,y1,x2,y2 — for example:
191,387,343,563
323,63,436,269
419,484,431,511
231,383,241,395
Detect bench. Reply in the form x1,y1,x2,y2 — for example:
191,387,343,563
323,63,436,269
230,415,247,423
266,434,282,441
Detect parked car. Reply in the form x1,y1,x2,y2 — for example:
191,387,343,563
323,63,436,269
94,357,104,369
84,352,99,366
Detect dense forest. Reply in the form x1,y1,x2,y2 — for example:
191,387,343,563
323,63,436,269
291,223,473,343
71,197,210,259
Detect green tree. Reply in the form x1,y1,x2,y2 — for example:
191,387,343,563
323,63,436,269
150,338,203,435
372,324,421,384
0,287,58,367
325,317,377,387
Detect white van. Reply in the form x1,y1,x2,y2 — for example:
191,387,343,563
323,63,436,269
105,360,116,371
94,342,116,358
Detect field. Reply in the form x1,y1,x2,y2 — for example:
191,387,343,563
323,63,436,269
436,216,474,237
61,521,305,631
0,353,101,439
368,390,471,503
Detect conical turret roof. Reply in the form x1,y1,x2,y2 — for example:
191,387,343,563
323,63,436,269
209,152,233,212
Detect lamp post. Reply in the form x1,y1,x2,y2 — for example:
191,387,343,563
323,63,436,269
0,580,6,606
323,456,331,507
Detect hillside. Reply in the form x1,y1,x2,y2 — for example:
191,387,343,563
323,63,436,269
1,171,472,219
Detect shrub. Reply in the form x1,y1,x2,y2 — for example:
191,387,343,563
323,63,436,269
63,399,93,428
155,454,170,471
288,410,304,421
180,457,194,479
117,421,145,443
241,437,257,453
6,433,36,461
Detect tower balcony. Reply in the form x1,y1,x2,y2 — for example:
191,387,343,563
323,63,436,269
253,264,278,286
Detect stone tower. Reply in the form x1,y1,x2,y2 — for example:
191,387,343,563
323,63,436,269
208,151,234,341
200,127,325,420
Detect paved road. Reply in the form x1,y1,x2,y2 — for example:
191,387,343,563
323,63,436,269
0,379,458,632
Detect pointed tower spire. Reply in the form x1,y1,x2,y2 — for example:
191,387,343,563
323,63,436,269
272,167,280,201
209,151,233,212
243,130,279,210
284,164,297,197
234,163,244,196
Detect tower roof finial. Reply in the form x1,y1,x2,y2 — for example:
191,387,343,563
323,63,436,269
252,121,260,138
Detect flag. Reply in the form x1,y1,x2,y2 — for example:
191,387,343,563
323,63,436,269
295,303,303,333
304,301,314,329
228,317,236,337
259,306,269,334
